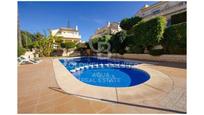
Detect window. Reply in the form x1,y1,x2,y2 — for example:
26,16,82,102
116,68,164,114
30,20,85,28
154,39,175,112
152,9,160,15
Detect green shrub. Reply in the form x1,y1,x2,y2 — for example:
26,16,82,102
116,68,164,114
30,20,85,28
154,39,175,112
162,22,186,54
126,45,144,53
149,49,164,56
90,35,111,52
32,36,54,57
125,35,144,53
120,16,142,30
110,31,127,54
18,47,26,57
34,32,44,41
55,37,63,47
61,42,76,49
171,12,186,25
132,16,167,49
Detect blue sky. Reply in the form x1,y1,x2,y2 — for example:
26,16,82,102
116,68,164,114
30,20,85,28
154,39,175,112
18,1,156,41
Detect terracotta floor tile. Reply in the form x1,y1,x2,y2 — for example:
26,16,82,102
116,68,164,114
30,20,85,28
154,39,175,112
18,58,186,113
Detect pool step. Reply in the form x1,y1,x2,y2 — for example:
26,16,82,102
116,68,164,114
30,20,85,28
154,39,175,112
69,64,135,73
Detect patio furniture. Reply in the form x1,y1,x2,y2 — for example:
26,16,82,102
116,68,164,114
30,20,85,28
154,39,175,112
18,56,41,65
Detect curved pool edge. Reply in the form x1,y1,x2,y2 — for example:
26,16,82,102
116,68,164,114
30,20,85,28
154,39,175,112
52,58,173,102
52,58,118,101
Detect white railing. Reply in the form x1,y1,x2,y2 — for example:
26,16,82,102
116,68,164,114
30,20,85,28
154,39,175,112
56,34,81,39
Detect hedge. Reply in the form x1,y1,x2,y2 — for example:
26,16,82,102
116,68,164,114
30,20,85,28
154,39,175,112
171,12,186,25
124,35,143,53
132,16,167,50
110,31,127,54
61,42,76,49
162,22,186,54
149,49,164,56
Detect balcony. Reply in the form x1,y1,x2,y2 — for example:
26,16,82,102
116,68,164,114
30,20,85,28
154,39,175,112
55,34,81,39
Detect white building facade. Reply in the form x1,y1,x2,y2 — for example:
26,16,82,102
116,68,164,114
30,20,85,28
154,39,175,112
51,26,81,42
90,22,121,39
136,1,186,26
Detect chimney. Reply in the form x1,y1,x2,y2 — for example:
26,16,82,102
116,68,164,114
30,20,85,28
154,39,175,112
107,21,110,27
75,25,78,30
144,4,149,8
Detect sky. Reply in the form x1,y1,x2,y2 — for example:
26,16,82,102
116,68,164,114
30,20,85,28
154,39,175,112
18,1,156,41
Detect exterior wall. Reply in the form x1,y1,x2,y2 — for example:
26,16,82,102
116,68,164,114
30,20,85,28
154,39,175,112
55,31,81,39
90,22,121,39
51,27,81,42
51,29,59,36
136,1,186,24
101,53,186,63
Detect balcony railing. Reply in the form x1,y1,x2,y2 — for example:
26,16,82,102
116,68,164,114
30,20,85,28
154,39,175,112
55,34,81,39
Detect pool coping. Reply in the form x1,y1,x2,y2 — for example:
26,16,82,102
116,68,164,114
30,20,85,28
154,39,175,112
52,57,175,110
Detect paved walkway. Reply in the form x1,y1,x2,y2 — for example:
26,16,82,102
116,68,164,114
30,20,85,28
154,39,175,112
18,58,186,113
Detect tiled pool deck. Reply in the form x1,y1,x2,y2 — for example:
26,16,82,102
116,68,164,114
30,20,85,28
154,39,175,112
18,58,186,113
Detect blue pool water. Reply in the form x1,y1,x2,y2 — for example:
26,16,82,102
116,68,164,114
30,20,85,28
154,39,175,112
59,57,150,87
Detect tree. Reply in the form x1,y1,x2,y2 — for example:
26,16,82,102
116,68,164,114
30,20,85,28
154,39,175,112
91,37,100,50
21,31,33,49
18,46,26,57
61,42,76,49
125,35,144,53
131,16,167,50
84,42,90,49
34,32,44,41
44,36,54,56
17,18,22,47
120,16,142,30
76,42,88,50
54,37,63,49
32,35,54,57
161,22,186,54
110,31,127,55
90,35,112,52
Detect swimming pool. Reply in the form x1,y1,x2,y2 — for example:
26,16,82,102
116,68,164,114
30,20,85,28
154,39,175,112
59,57,150,87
